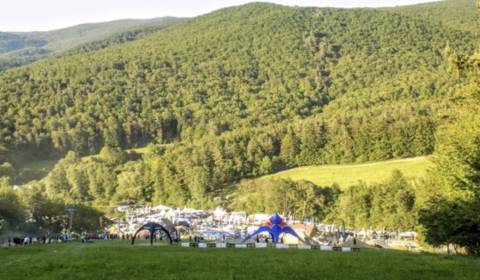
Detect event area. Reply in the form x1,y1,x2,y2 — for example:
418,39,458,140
2,204,416,251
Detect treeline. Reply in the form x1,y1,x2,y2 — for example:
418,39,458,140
0,53,44,71
231,179,340,222
0,177,103,237
417,46,480,256
14,100,437,210
62,24,182,57
329,170,418,231
0,18,183,71
232,170,419,232
395,0,480,34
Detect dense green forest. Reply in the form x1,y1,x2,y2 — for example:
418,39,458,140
395,0,480,34
1,0,480,254
1,1,477,159
417,44,480,255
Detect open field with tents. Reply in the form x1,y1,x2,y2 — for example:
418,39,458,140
264,157,430,187
1,241,479,280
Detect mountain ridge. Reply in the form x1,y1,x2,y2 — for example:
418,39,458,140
0,17,185,70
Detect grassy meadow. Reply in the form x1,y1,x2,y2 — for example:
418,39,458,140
265,157,430,187
1,241,479,280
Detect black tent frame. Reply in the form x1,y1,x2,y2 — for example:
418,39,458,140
131,222,174,246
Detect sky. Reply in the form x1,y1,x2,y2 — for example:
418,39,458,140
1,0,442,32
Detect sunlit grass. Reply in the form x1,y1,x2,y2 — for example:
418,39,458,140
0,241,478,280
265,157,431,187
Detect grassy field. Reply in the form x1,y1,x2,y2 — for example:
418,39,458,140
0,241,478,280
265,157,430,187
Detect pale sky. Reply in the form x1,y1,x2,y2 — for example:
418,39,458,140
1,0,442,32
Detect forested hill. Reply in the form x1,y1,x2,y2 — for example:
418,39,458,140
0,1,479,183
2,2,480,254
394,0,480,34
0,17,184,70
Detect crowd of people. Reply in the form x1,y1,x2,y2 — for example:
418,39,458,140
2,235,68,247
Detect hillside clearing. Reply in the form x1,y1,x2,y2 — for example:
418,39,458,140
265,157,430,187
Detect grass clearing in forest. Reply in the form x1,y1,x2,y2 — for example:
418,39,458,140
0,241,478,280
265,157,430,187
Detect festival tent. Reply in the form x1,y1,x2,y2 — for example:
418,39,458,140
131,219,179,245
243,213,304,244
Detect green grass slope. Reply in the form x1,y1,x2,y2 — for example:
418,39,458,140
265,157,430,187
0,242,479,280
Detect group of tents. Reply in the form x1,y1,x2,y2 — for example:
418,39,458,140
131,213,371,248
